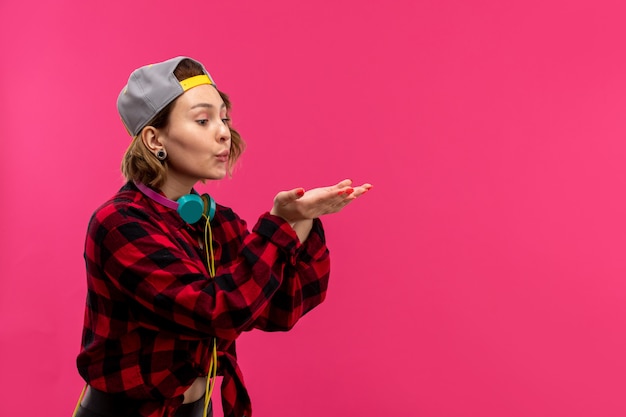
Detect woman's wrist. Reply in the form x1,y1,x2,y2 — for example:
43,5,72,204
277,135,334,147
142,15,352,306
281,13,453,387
292,219,313,243
269,207,298,226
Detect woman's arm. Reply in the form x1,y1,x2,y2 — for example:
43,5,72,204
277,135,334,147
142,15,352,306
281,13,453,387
247,180,372,331
245,217,330,332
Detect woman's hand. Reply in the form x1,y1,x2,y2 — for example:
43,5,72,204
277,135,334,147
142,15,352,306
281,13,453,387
270,179,372,225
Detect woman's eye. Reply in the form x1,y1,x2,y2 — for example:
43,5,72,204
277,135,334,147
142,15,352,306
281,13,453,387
196,119,208,126
221,118,231,125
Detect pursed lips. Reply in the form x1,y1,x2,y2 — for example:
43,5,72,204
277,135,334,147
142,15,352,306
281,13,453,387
215,150,229,162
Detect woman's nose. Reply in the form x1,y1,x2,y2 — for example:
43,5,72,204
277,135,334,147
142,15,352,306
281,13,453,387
218,122,231,143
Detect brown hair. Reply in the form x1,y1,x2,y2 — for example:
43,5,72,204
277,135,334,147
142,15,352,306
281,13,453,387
121,59,245,187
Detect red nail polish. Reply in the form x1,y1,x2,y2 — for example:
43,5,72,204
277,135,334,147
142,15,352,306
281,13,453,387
346,188,354,195
297,189,305,197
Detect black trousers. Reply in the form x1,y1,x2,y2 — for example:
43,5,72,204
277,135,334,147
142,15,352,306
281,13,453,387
74,387,212,417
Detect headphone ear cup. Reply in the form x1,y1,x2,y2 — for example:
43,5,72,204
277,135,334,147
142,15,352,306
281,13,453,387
177,194,205,224
201,194,216,221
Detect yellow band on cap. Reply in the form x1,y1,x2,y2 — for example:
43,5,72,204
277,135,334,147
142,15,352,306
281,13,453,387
180,75,213,91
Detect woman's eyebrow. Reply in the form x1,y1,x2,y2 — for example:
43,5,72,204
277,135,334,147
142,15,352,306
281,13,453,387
190,103,226,110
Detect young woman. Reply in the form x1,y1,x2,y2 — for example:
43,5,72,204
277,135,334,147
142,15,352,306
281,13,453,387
74,56,371,417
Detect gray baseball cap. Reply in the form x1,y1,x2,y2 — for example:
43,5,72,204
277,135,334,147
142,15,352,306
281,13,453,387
117,56,216,137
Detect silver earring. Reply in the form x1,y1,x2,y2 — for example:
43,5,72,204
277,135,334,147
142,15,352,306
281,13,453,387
156,149,167,161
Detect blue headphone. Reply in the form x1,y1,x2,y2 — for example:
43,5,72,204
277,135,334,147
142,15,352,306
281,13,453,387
134,182,216,223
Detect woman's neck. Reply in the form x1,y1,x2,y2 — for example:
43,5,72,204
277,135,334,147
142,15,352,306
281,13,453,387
160,176,195,201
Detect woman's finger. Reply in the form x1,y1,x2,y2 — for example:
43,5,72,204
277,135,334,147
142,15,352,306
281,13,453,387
349,184,373,198
337,187,354,196
336,179,353,189
274,188,304,206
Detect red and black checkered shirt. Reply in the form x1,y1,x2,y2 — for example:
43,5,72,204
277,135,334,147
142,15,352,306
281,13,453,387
77,182,330,417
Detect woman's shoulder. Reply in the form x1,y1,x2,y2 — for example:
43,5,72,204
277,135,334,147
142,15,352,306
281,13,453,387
90,183,149,226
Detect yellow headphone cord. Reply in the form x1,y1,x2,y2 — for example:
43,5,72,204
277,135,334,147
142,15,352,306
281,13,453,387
203,214,218,416
73,216,218,417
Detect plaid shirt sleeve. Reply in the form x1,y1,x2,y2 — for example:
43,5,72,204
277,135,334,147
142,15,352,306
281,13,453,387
246,217,330,331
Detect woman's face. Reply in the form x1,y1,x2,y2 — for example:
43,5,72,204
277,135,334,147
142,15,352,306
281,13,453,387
159,84,231,183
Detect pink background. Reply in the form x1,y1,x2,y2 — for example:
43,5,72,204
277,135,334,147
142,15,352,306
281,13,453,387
2,0,626,416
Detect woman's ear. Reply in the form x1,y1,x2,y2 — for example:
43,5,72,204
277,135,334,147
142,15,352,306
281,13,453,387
140,126,164,153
